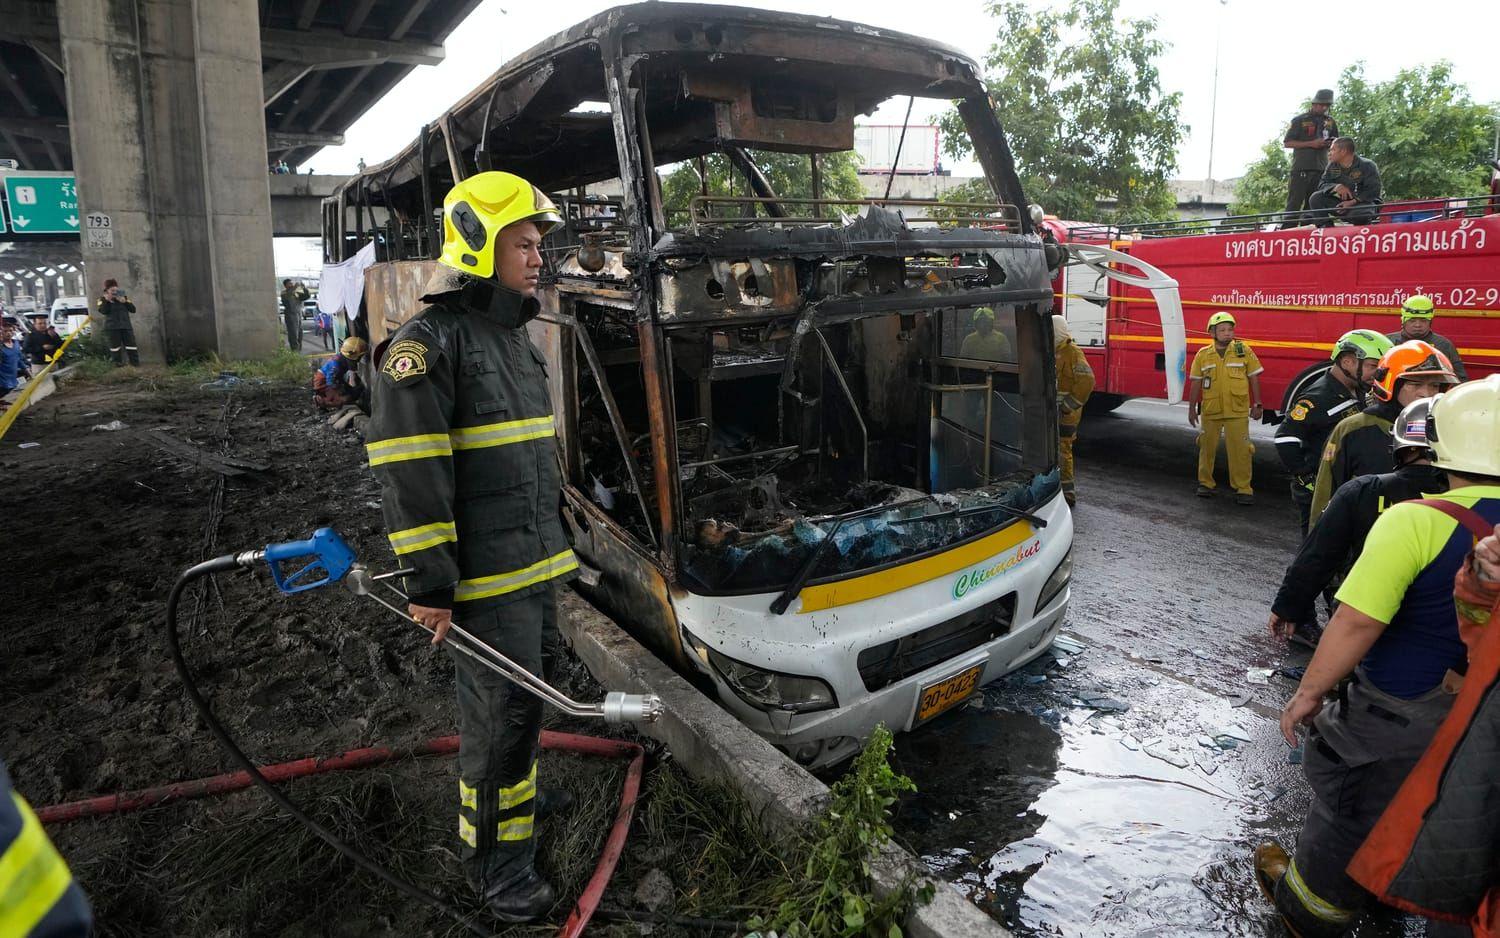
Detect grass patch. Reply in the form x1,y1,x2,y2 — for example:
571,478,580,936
64,349,318,389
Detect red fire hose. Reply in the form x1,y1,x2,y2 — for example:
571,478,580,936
39,729,644,938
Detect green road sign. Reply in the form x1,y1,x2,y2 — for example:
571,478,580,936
2,174,79,234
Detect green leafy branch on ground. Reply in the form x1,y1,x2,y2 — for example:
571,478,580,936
751,726,933,938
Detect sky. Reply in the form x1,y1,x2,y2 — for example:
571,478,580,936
277,0,1500,274
305,0,1500,181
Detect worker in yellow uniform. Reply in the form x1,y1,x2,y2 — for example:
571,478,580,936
1187,311,1265,505
959,306,1012,361
1053,315,1094,507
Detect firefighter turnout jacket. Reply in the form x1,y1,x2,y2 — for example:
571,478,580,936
1190,340,1262,418
366,270,577,611
1275,371,1360,483
1055,338,1095,419
1308,400,1402,526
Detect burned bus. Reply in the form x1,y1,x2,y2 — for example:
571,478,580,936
328,4,1078,768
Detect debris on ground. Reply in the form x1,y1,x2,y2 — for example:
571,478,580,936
1245,668,1274,685
89,419,128,432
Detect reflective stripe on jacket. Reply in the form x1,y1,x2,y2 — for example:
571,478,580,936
0,759,92,937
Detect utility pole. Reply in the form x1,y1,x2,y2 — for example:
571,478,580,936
1206,0,1228,196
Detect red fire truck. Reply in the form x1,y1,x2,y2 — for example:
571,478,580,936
1046,196,1500,418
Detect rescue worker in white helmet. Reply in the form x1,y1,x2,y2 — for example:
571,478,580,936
1187,311,1264,504
1256,374,1500,938
1267,397,1448,649
1275,329,1392,534
1307,340,1458,527
366,171,576,922
1052,315,1094,507
1385,295,1466,381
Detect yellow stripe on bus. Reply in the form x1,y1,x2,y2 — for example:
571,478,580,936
1106,333,1500,360
797,521,1035,614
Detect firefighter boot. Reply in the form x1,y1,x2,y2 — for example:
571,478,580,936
534,787,575,820
484,868,556,923
1254,842,1348,938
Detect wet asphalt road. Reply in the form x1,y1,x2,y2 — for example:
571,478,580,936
891,401,1420,937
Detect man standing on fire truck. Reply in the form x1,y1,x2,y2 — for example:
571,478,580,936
1188,311,1264,505
1276,330,1392,533
1281,89,1339,228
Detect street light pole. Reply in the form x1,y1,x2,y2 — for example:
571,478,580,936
1206,0,1228,196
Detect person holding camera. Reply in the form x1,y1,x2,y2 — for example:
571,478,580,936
97,278,139,366
281,279,310,351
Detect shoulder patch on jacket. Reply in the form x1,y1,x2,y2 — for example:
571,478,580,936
382,339,430,383
1323,440,1339,461
1289,399,1312,421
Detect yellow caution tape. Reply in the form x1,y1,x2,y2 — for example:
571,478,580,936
0,327,87,443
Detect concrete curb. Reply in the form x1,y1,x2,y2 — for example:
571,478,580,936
557,590,1011,938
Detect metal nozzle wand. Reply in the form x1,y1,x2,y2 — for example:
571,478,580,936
344,564,664,724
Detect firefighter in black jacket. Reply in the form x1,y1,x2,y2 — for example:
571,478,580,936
366,172,577,922
1308,340,1458,526
1275,330,1391,534
1269,398,1448,648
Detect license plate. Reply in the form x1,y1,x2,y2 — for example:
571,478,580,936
916,665,983,724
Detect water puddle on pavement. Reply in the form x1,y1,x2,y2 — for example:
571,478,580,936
886,642,1407,937
882,639,1320,930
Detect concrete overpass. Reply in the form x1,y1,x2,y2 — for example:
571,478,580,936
0,0,481,361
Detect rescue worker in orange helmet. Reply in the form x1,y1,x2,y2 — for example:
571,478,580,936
1307,340,1458,527
1255,376,1500,938
1187,311,1263,505
366,171,575,922
1052,315,1094,507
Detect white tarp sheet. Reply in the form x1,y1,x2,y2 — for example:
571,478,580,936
317,241,377,320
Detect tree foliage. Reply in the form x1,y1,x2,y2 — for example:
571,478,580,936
1334,62,1496,200
1228,140,1290,215
1233,61,1497,213
939,0,1184,223
660,149,863,227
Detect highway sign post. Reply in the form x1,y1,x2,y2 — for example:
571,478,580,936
2,174,80,235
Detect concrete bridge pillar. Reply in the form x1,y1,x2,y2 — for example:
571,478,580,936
59,0,281,362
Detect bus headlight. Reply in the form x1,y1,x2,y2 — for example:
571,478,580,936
691,639,836,713
1034,549,1072,615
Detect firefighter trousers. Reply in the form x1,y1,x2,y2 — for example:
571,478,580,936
449,587,560,893
1276,673,1453,935
106,326,139,366
1058,416,1079,505
1196,415,1253,495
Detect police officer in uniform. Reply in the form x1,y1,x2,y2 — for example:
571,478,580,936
1309,138,1382,227
1188,311,1264,505
1275,330,1392,533
1053,315,1094,507
366,171,578,922
1282,89,1340,228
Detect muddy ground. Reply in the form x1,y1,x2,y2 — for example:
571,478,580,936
1,374,764,937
